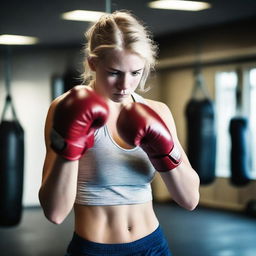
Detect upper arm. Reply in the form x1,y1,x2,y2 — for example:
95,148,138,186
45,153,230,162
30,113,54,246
145,99,177,136
41,95,65,183
145,99,200,209
145,99,191,166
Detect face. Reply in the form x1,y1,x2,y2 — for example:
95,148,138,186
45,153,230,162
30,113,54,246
89,49,145,102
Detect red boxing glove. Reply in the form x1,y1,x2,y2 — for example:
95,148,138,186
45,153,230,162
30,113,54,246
50,86,109,160
117,103,181,172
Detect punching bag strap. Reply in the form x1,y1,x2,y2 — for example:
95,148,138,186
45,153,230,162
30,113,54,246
235,68,243,116
1,46,19,123
191,67,210,100
1,94,18,122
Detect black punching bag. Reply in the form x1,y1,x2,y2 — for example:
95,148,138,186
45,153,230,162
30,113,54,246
186,99,216,184
229,117,250,186
0,96,24,226
51,68,82,100
228,69,251,186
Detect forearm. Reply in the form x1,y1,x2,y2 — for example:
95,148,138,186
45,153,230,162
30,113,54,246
39,156,79,224
160,161,200,211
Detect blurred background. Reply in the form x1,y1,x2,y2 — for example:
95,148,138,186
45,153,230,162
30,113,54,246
1,0,256,255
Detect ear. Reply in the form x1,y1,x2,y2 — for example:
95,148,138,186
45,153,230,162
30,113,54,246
87,57,97,71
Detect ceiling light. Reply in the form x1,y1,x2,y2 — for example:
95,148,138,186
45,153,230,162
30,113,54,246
61,10,106,22
0,34,39,45
148,0,211,11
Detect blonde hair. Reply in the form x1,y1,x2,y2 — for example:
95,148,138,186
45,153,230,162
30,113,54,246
82,10,158,92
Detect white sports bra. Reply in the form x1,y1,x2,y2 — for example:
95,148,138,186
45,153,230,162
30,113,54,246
75,93,156,206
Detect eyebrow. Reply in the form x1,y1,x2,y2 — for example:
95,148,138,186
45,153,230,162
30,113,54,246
108,67,144,72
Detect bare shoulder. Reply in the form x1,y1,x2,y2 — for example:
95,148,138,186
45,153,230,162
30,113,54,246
144,98,177,135
144,98,166,110
144,98,173,119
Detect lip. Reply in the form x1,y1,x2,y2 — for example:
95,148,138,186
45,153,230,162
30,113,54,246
113,92,129,96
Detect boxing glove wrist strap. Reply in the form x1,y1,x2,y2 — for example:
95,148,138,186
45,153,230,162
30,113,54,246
50,128,92,161
150,144,182,172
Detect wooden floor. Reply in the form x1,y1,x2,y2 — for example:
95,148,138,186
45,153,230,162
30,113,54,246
0,202,256,256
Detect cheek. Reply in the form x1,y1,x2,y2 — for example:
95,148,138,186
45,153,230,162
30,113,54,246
132,75,143,87
100,77,118,92
97,71,114,84
105,76,117,86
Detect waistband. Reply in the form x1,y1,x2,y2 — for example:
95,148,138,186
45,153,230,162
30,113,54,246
67,226,165,255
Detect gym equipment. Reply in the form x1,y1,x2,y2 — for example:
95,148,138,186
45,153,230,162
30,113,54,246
51,86,109,160
0,96,24,226
229,69,251,186
185,68,216,184
51,68,81,100
117,103,181,172
0,47,24,226
245,200,256,218
229,117,250,186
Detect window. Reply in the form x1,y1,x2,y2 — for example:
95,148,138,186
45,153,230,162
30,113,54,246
246,68,256,178
215,68,256,179
215,71,237,177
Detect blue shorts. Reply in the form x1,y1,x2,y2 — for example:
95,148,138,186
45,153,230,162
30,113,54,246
65,226,172,256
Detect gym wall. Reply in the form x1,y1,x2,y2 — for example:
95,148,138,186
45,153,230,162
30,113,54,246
0,46,82,206
152,18,256,211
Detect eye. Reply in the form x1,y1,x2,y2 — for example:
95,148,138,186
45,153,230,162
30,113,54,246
107,71,119,76
132,71,142,76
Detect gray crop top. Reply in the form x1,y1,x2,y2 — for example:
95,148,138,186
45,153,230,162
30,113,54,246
75,93,156,206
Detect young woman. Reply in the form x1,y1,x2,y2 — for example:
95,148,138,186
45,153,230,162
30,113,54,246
39,10,200,256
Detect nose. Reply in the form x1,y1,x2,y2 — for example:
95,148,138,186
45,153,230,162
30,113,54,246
117,74,130,91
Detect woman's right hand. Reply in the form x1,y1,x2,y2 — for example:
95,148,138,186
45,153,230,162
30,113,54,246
51,86,109,160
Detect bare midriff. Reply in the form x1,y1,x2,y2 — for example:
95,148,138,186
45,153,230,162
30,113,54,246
74,201,159,244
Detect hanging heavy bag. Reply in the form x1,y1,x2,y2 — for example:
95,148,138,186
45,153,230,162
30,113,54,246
51,68,82,100
185,68,216,185
245,200,256,218
229,117,250,186
63,68,80,92
0,95,24,226
185,99,216,184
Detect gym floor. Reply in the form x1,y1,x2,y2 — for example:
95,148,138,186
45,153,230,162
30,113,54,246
0,202,256,256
